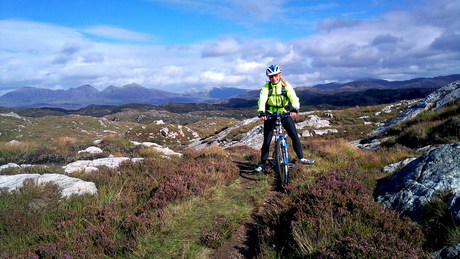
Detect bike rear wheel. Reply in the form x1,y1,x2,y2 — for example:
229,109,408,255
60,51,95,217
275,139,288,186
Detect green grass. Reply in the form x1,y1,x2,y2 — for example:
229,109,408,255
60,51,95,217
135,173,271,258
0,114,135,145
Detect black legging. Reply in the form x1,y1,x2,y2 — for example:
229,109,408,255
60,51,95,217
260,116,303,163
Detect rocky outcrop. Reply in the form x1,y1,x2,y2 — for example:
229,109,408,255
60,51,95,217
375,142,460,223
62,157,144,174
224,123,264,150
131,141,183,157
365,80,460,138
189,112,332,150
381,158,417,174
189,117,260,150
432,243,460,259
78,146,103,154
0,163,46,172
0,173,97,198
313,129,338,135
0,112,35,124
295,115,330,129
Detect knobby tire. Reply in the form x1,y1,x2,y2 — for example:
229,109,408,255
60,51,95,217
275,139,288,186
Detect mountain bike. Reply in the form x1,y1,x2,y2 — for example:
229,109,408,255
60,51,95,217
266,113,294,187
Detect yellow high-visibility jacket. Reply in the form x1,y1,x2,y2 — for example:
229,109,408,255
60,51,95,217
257,78,300,114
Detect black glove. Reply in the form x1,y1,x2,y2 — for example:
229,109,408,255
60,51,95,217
257,112,266,118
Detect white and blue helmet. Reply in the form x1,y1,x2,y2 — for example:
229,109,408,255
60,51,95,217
266,65,281,77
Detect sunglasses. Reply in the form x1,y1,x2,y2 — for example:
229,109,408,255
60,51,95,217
269,74,280,78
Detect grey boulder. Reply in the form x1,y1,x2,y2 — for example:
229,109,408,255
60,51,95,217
375,142,460,222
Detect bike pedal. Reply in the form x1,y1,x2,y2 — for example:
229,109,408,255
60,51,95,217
287,163,294,168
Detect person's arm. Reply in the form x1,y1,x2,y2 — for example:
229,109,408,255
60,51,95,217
284,80,300,113
258,83,269,120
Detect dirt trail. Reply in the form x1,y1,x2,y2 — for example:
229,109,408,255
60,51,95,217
210,155,278,259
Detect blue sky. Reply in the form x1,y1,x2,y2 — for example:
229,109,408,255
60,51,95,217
0,0,459,95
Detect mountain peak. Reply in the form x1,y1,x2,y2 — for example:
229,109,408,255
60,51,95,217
75,84,98,91
123,83,144,88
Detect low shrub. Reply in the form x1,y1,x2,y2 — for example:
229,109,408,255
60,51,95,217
1,146,240,258
259,168,430,258
429,117,460,144
396,125,429,148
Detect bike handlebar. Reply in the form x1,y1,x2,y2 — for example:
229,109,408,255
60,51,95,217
266,112,291,119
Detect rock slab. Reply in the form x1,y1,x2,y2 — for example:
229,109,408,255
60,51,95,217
375,142,460,222
0,173,97,198
62,157,144,174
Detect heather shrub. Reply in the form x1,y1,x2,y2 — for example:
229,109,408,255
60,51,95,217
28,201,138,258
260,168,429,258
1,145,240,258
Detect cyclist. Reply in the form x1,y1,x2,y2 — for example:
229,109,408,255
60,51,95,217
254,65,314,172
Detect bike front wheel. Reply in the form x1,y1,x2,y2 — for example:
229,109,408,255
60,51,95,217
275,139,288,186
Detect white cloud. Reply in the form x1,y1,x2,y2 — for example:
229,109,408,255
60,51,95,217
0,20,83,51
0,0,459,96
83,25,153,41
233,59,266,75
145,0,288,21
285,0,460,83
202,37,241,57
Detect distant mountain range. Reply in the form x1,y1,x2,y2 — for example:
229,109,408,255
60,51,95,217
310,75,460,91
1,74,459,109
0,84,249,108
214,74,460,108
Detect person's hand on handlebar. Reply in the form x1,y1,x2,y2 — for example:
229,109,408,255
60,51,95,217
258,112,267,121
